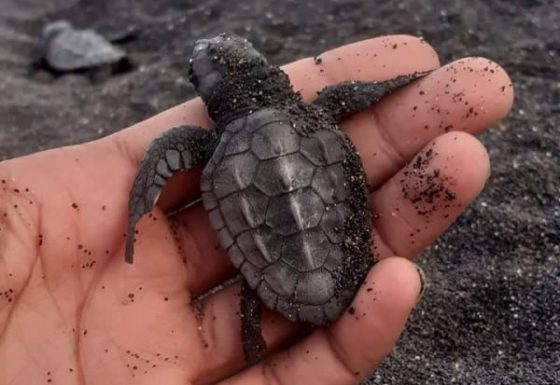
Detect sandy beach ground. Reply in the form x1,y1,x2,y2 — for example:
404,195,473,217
0,0,558,383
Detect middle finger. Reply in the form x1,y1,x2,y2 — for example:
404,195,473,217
345,56,512,189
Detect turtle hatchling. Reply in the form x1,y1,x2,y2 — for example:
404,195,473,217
125,32,429,364
40,20,127,73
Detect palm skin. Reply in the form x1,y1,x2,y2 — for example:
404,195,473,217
0,35,512,385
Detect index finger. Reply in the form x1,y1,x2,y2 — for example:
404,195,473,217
106,34,440,166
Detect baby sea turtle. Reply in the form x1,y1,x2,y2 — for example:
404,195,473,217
40,20,127,74
124,33,428,364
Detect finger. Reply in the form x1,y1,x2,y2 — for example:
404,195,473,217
371,131,490,260
216,257,422,385
107,34,439,169
346,56,513,188
288,35,439,101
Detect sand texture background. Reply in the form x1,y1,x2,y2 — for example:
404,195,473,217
0,0,558,384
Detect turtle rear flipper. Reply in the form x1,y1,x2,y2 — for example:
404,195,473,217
314,71,432,122
240,280,267,365
125,125,217,263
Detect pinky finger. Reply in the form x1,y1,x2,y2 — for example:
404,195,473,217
218,257,422,385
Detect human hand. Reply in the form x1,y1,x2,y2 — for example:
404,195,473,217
0,35,512,385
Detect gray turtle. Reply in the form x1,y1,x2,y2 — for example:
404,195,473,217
40,20,127,73
124,33,428,364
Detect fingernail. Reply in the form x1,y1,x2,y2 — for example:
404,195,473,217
414,264,426,304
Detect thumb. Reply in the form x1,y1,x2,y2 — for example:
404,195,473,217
220,256,423,385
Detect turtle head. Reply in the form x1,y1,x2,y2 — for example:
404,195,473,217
188,33,268,101
42,20,72,42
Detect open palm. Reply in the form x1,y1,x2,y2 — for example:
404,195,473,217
0,35,512,385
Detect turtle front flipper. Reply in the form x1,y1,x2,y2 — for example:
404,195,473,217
125,125,217,263
313,71,432,122
240,279,267,365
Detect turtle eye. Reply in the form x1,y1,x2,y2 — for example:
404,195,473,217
193,39,210,54
187,59,197,87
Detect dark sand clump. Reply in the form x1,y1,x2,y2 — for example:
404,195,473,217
0,0,558,384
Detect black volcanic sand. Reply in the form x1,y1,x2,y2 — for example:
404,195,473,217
0,0,558,384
